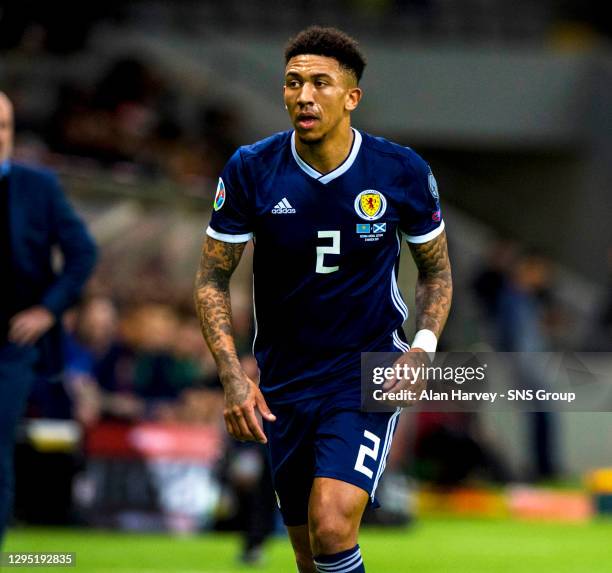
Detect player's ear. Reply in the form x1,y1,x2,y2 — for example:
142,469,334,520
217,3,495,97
345,87,362,112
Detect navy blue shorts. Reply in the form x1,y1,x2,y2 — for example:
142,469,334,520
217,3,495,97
263,391,401,526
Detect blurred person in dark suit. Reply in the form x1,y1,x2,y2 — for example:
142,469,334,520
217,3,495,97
0,92,97,546
496,252,559,480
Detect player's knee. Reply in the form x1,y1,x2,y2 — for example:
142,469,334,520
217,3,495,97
309,513,354,555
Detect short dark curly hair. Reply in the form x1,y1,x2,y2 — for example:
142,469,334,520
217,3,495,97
285,26,367,83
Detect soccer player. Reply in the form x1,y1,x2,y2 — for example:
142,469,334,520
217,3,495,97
195,26,452,573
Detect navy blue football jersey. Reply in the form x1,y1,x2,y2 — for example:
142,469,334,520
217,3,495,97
207,129,444,404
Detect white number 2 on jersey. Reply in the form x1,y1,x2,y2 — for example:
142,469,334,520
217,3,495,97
354,430,381,479
316,230,340,274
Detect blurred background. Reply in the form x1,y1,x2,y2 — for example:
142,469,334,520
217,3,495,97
3,0,612,569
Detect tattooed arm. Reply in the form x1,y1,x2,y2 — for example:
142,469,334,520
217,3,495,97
194,236,275,443
408,230,453,340
383,231,452,399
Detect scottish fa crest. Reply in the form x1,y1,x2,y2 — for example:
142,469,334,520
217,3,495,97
354,190,387,221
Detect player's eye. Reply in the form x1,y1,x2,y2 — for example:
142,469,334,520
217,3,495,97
286,80,301,88
314,80,327,87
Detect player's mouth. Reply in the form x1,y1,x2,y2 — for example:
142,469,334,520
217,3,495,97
296,113,319,130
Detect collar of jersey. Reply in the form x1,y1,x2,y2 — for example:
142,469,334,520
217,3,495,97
291,128,362,185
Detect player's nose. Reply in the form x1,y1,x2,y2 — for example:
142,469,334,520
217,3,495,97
297,82,315,105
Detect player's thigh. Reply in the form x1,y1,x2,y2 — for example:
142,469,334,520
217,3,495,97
308,477,369,554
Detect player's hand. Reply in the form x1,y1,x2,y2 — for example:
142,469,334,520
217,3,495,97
223,374,276,444
9,306,56,346
382,348,430,407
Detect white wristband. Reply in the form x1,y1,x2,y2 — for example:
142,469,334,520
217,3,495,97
411,329,438,355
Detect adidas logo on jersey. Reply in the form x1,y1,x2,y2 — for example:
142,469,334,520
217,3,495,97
271,198,296,214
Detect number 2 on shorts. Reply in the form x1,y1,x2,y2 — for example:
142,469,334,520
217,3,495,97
354,430,380,479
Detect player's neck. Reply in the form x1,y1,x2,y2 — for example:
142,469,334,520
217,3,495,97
295,123,354,175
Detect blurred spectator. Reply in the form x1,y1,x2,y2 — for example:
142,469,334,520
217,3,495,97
154,316,224,425
472,239,518,320
63,296,118,427
496,251,560,480
471,239,518,348
63,300,225,426
51,57,167,169
496,252,555,353
94,304,179,419
471,246,564,481
45,55,240,189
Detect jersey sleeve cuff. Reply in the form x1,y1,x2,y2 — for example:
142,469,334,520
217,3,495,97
206,226,253,243
404,220,445,244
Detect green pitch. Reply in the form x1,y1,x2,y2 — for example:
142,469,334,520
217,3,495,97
5,518,612,572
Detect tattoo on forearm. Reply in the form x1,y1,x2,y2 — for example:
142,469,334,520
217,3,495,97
194,236,246,387
408,231,453,338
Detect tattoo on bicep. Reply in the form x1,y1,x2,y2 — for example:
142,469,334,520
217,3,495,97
195,236,245,289
194,237,246,377
408,231,453,337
